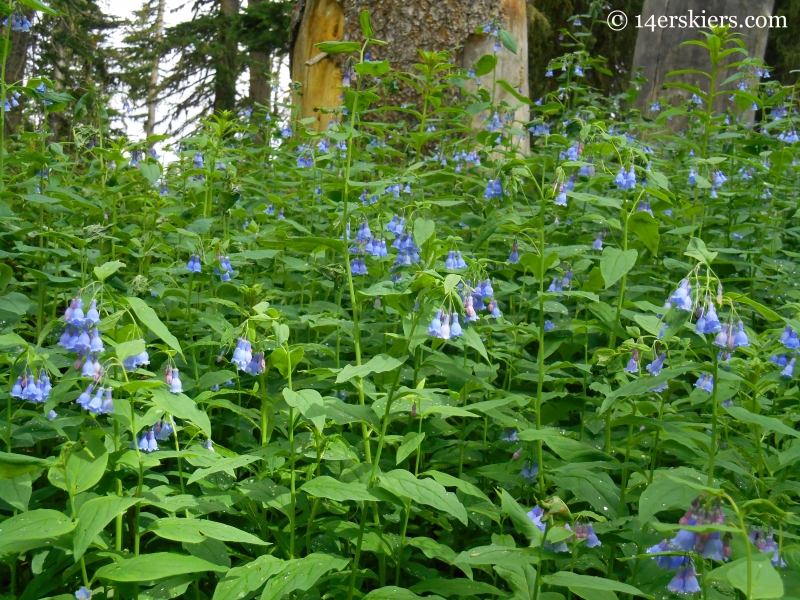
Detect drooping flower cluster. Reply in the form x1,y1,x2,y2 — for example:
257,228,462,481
427,310,463,340
232,338,254,371
4,13,31,32
646,497,730,586
444,250,468,270
165,366,183,394
11,370,51,404
614,166,636,191
185,254,203,273
58,298,113,378
215,254,233,282
750,527,786,567
76,385,114,415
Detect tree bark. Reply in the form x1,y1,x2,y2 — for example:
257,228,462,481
631,0,775,114
247,0,273,110
290,0,529,142
214,0,240,113
145,0,166,137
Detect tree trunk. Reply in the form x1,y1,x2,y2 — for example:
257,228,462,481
214,0,240,113
631,0,775,114
290,0,529,143
248,0,273,110
145,0,166,138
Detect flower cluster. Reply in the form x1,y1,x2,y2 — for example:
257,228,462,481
76,384,114,415
215,254,233,281
4,13,31,32
165,366,183,394
185,254,202,273
444,250,467,270
646,496,730,593
750,527,786,567
614,166,636,191
11,370,51,403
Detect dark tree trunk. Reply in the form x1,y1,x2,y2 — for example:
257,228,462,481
248,0,273,110
290,0,529,146
632,0,775,114
214,0,240,113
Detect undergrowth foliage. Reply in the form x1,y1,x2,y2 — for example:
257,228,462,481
0,5,799,600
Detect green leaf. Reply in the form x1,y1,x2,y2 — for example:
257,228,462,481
410,578,503,596
300,476,378,502
127,296,183,357
474,54,498,77
269,346,304,378
0,451,56,479
684,237,717,265
498,29,518,54
48,434,108,495
725,406,800,438
0,509,75,555
379,469,468,525
638,473,699,525
94,553,228,582
396,432,425,464
187,454,259,485
461,327,489,362
336,354,406,384
364,587,422,600
599,364,698,413
139,161,161,185
94,260,125,282
500,489,542,543
542,572,646,597
359,9,374,38
150,388,212,437
413,218,436,246
260,553,350,600
600,247,637,289
0,473,31,511
148,518,268,546
117,339,146,362
74,496,140,560
197,370,238,390
315,41,360,54
443,273,461,295
18,0,58,15
354,60,390,77
455,545,538,566
421,470,492,504
283,388,326,433
627,212,660,256
709,555,784,599
724,293,782,322
213,555,285,600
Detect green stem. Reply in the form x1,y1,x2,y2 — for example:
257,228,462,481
707,350,720,486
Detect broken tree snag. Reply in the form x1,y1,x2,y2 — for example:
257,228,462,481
631,0,775,117
290,0,345,131
290,0,530,147
461,0,530,153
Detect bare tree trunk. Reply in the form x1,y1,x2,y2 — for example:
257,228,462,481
290,0,529,144
214,0,240,113
145,0,166,138
248,0,273,110
632,0,775,114
48,41,69,142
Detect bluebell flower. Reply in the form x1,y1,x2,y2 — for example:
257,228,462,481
646,540,685,570
11,377,22,398
713,324,729,348
484,178,502,200
47,409,57,422
545,68,553,77
456,251,467,269
592,232,603,251
87,387,104,413
280,126,292,138
101,388,114,414
489,301,501,318
520,461,538,483
555,186,567,206
782,326,799,349
69,298,86,326
688,169,697,186
544,320,555,332
671,279,693,312
450,313,463,337
86,300,100,325
508,242,519,264
771,354,788,367
585,524,601,548
733,321,749,347
668,559,702,594
624,350,639,374
527,506,546,532
646,353,666,376
781,358,796,379
500,428,519,442
428,310,443,337
691,94,703,106
75,586,92,600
